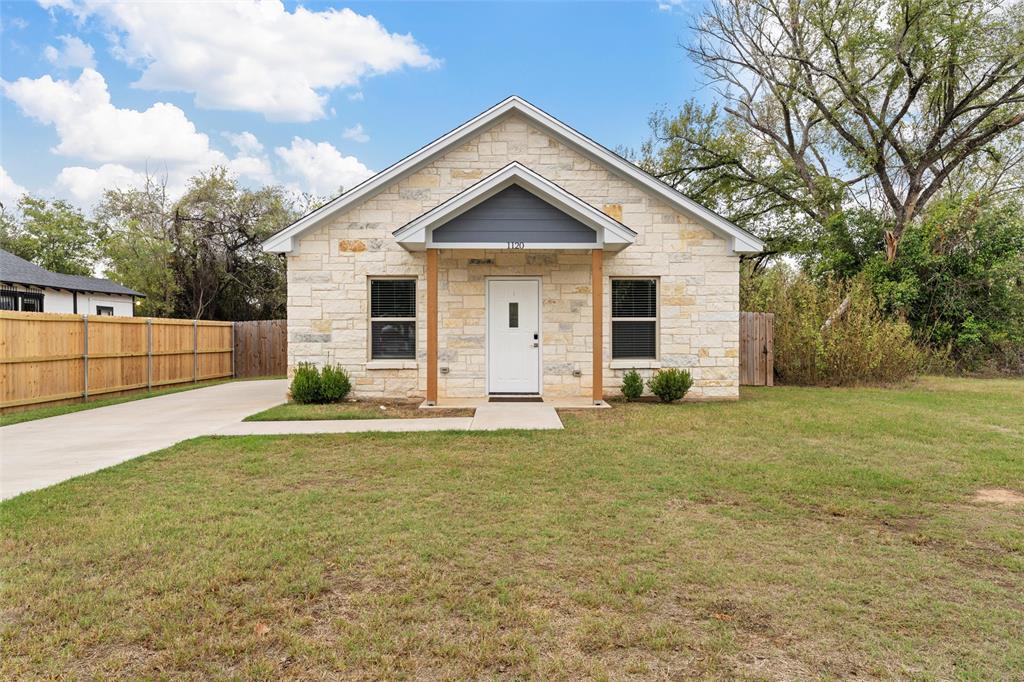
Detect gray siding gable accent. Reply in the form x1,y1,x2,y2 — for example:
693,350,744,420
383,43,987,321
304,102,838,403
431,185,597,244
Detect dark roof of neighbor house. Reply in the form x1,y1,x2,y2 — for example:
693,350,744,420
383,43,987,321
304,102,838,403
0,248,144,297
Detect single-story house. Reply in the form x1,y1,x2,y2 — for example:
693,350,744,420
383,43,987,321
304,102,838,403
263,96,763,403
0,248,142,316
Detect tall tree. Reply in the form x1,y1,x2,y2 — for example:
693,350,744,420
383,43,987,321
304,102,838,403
97,168,296,320
645,0,1024,261
0,196,100,275
96,177,179,317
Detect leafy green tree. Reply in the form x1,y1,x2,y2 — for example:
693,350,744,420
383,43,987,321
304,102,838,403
96,177,179,317
97,168,296,320
646,0,1024,261
866,195,1024,371
0,196,100,275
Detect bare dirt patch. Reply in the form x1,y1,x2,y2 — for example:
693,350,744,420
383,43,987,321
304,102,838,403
972,488,1024,506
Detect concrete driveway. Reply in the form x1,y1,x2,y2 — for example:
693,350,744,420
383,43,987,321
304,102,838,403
0,380,288,500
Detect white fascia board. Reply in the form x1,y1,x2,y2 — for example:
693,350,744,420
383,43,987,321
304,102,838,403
393,162,635,251
262,95,763,255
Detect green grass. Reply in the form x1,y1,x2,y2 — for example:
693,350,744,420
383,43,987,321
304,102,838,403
245,401,475,421
2,376,1022,679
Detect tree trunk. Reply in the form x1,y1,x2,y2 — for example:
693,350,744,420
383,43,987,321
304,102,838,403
884,230,900,262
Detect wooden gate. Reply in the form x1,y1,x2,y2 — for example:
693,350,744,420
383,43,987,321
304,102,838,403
739,311,774,386
232,319,286,378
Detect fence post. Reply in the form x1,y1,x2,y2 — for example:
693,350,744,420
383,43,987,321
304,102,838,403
230,322,236,378
82,314,89,400
193,319,198,383
147,318,153,390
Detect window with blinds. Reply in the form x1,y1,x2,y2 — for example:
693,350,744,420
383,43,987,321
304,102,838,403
370,279,416,359
611,279,657,359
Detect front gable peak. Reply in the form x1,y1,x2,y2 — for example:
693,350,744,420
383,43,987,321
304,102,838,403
262,96,763,254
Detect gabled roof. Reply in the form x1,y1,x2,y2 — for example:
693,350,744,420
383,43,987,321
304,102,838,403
262,96,764,254
392,162,636,251
0,248,144,297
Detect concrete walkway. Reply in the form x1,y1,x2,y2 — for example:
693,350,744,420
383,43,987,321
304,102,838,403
1,385,564,500
0,380,288,500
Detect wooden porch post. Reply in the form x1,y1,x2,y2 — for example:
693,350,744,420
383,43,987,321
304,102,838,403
591,248,603,404
426,248,438,405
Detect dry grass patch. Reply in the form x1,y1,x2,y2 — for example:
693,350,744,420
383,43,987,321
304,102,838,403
1,376,1022,679
973,488,1024,506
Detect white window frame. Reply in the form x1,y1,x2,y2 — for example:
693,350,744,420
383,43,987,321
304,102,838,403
368,277,417,362
610,277,659,362
96,305,114,316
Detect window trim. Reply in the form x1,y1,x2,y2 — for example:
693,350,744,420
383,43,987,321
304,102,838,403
96,305,114,316
610,277,659,361
368,276,417,362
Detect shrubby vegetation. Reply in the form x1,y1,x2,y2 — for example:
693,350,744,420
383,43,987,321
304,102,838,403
289,363,352,405
620,369,644,401
647,368,693,402
744,269,924,385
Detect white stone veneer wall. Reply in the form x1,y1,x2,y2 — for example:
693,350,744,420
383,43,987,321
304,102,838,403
287,114,740,400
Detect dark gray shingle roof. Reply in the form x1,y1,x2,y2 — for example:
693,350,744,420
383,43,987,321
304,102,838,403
0,248,144,297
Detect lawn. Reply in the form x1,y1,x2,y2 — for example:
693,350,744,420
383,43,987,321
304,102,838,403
1,376,1022,679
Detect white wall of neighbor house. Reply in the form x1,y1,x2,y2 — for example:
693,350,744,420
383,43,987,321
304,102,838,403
287,114,740,400
5,285,135,316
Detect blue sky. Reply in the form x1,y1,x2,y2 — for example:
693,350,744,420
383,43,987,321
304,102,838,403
1,1,706,210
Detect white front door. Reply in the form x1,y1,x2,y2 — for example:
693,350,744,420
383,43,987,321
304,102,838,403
487,279,540,394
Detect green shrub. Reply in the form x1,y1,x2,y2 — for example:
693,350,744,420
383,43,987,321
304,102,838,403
743,268,924,385
646,368,692,403
290,363,322,404
320,365,351,402
620,369,644,401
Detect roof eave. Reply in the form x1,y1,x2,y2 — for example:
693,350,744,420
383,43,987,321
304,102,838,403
262,95,763,255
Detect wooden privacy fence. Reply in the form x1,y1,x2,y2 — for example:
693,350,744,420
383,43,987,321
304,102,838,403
233,319,287,378
739,311,774,386
0,313,286,410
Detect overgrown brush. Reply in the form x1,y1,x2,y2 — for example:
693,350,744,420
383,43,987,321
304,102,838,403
744,269,924,385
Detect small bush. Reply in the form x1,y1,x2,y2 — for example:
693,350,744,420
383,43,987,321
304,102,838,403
620,369,644,401
320,365,352,402
290,363,322,404
647,368,692,403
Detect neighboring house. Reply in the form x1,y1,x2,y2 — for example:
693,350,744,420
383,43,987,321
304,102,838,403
0,248,143,316
263,97,764,403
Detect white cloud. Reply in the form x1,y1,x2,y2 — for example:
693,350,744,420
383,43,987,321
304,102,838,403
2,68,221,164
55,164,148,205
223,131,264,156
3,16,29,32
348,91,365,102
43,34,96,69
275,137,374,197
342,123,370,143
227,155,275,185
0,166,29,207
39,0,437,121
2,67,293,207
657,0,686,10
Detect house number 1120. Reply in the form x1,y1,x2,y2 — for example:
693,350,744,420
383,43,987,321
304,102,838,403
506,241,525,250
